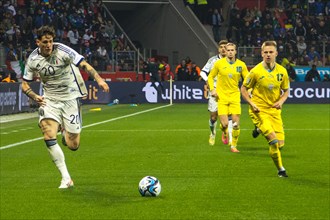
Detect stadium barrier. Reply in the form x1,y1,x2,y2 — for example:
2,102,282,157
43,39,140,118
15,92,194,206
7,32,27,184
0,81,329,115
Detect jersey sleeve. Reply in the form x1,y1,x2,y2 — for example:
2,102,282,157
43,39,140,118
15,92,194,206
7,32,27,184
243,70,256,89
201,57,215,81
281,69,290,90
57,43,84,66
208,61,218,90
22,62,34,81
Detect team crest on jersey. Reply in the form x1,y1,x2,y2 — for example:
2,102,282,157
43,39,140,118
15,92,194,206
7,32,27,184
268,84,274,90
229,73,233,78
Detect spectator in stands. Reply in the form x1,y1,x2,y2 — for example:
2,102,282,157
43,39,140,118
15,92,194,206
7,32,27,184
307,27,319,43
286,63,297,82
34,9,49,29
308,56,323,67
196,0,208,25
1,67,16,83
241,21,253,46
281,55,296,67
142,60,148,82
67,27,80,52
211,8,223,43
190,62,201,81
159,60,172,81
104,20,115,39
82,29,94,46
22,42,33,62
315,19,330,41
175,59,189,81
284,18,294,31
82,42,93,64
97,25,110,43
296,52,310,66
148,57,164,92
252,31,263,47
96,44,109,71
326,1,330,16
52,12,65,42
185,56,192,72
293,22,307,40
261,13,273,34
307,46,321,61
230,12,243,45
21,15,34,45
314,0,325,16
296,37,307,55
305,65,321,82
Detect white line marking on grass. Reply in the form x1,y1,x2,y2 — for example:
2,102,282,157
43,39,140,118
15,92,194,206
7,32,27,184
83,104,171,128
0,127,34,135
0,104,172,150
0,137,45,150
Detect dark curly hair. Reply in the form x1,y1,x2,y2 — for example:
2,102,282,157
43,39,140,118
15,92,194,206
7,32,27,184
37,26,56,40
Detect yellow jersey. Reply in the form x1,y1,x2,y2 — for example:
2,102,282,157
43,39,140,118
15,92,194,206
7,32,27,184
243,62,290,108
208,58,248,102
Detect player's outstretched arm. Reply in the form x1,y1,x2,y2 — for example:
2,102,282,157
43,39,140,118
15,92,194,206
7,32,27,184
79,60,110,92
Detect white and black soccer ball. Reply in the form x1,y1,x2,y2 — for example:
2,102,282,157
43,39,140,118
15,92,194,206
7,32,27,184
138,176,161,197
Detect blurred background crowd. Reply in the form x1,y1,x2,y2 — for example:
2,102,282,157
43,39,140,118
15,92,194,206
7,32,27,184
0,0,329,83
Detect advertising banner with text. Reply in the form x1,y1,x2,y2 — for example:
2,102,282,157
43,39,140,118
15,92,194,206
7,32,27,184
82,81,329,105
294,67,330,82
1,81,329,115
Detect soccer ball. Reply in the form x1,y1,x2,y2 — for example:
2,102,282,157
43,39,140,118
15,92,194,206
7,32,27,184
138,176,161,197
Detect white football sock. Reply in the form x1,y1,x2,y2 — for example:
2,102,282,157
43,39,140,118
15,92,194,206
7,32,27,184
209,119,217,136
47,144,71,180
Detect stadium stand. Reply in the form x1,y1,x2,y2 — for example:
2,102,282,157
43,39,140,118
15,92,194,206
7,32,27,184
0,0,329,82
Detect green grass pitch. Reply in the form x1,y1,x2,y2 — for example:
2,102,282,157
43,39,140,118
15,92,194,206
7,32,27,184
0,103,329,219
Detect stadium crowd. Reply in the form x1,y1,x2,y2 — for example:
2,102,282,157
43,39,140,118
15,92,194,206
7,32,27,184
185,0,330,67
226,0,330,67
0,0,133,82
0,0,329,83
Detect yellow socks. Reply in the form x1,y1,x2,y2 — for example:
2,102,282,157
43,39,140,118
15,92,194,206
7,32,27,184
269,139,284,170
231,127,240,147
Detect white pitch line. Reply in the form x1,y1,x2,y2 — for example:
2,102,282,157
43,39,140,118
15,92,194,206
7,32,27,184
0,104,172,150
83,104,172,128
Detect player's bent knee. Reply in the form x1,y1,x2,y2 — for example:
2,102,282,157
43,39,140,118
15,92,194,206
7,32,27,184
279,140,285,149
66,139,80,151
68,145,79,151
211,115,217,121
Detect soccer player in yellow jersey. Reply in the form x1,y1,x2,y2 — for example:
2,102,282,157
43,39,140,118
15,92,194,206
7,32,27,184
241,41,289,177
208,43,249,152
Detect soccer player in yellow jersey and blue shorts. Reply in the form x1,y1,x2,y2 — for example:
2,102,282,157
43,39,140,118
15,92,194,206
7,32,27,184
208,43,249,152
241,40,289,177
